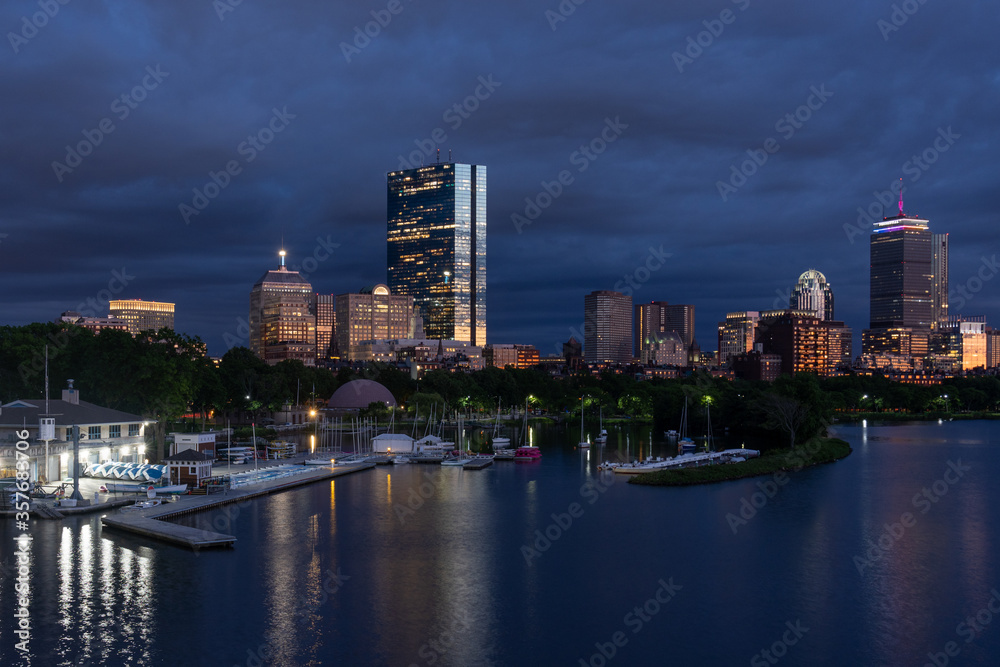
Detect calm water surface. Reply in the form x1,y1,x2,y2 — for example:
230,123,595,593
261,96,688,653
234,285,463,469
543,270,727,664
2,420,999,666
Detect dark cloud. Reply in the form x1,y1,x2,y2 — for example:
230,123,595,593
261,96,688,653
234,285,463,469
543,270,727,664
1,0,997,356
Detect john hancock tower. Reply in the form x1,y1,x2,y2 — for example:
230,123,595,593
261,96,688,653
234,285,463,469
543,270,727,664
387,162,486,346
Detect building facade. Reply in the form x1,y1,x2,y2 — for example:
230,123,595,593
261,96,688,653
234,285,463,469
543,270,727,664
249,251,316,366
756,310,830,376
634,302,695,356
717,311,760,366
789,270,834,321
57,312,129,333
387,162,486,346
584,290,633,365
108,299,175,335
864,208,933,357
315,294,336,364
931,233,949,330
335,285,418,362
638,331,687,366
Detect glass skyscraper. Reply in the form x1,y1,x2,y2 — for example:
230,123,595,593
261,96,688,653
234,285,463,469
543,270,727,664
387,162,486,345
869,214,932,330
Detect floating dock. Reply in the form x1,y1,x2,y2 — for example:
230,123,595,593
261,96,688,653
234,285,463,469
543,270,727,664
100,462,375,551
463,458,494,470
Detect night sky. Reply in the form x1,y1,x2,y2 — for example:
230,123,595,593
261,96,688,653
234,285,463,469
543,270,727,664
2,0,998,358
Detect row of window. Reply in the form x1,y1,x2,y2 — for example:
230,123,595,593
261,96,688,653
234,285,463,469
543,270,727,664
62,424,141,440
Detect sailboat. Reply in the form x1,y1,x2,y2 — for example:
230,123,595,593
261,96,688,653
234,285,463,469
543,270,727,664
491,399,510,448
594,406,607,445
442,416,468,465
678,397,696,453
578,397,590,448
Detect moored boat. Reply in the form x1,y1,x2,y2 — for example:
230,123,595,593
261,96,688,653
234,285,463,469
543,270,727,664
514,446,542,461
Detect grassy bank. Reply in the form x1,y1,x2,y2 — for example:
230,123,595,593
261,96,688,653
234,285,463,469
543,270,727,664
628,438,852,487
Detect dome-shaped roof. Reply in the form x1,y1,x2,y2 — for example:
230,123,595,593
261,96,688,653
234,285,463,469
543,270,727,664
327,379,397,410
797,269,827,284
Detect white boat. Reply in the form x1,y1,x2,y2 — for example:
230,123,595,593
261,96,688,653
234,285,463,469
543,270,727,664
441,458,466,466
392,456,411,465
120,498,162,512
491,399,510,448
305,459,337,466
153,484,188,495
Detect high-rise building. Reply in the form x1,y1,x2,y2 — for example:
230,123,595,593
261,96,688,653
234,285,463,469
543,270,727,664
865,202,933,352
585,290,633,365
108,299,175,335
249,250,316,366
335,285,419,362
315,294,336,364
986,327,1000,369
756,310,830,376
931,233,949,330
634,301,695,357
717,311,760,366
789,270,834,321
933,316,986,373
387,162,486,346
825,323,854,372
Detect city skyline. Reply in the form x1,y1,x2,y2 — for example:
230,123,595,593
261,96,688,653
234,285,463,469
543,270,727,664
1,2,997,358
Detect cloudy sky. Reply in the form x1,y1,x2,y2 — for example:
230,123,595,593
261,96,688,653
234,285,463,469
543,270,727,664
2,0,997,357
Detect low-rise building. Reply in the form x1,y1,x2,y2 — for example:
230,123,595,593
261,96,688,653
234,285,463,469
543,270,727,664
0,381,149,484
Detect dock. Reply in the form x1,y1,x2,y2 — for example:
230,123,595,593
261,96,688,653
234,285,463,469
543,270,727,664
100,462,375,551
463,458,494,470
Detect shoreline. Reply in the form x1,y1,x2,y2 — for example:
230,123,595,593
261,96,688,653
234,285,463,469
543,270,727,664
628,438,852,487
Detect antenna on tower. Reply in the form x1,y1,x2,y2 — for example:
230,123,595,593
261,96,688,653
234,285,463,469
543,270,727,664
436,148,440,163
449,149,453,162
898,178,904,216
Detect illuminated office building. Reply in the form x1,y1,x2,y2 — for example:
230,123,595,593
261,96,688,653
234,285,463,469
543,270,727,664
789,270,834,321
335,285,419,362
315,294,336,364
863,198,933,356
717,311,760,366
387,162,486,346
108,299,175,335
249,250,316,366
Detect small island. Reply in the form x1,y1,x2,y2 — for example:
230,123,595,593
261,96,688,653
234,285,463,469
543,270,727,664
628,437,852,486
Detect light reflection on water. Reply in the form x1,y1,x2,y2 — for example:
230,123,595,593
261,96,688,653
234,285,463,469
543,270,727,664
2,420,999,666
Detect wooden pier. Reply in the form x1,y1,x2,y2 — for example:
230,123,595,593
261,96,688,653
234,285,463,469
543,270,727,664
99,462,375,551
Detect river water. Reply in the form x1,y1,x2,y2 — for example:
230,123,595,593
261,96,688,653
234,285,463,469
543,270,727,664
2,420,999,666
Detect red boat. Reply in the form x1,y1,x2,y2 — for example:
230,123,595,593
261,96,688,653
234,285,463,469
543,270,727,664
514,447,542,461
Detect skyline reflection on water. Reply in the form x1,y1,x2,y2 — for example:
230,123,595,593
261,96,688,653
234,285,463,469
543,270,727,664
1,419,998,666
